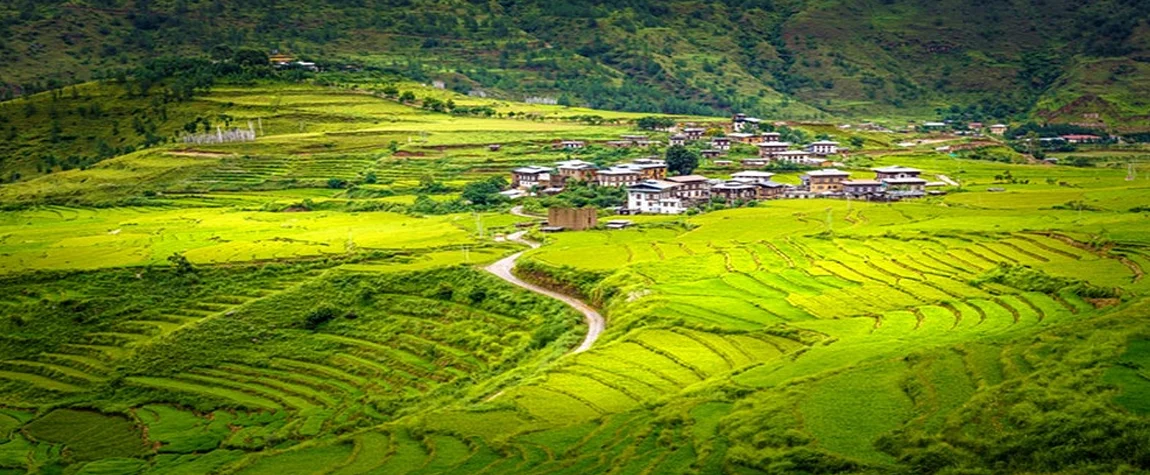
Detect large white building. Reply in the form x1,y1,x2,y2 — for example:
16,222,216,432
626,180,684,214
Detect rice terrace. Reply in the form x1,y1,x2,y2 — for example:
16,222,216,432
3,1,1150,474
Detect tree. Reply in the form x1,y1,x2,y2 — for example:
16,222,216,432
209,44,234,62
327,178,348,189
462,176,508,206
636,116,675,131
167,253,194,275
665,145,700,175
849,136,866,149
232,48,269,68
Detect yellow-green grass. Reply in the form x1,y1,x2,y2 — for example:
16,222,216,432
23,409,151,461
0,207,479,273
236,441,355,475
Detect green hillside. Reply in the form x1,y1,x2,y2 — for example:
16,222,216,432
1,2,1150,474
3,0,1150,125
0,77,1148,472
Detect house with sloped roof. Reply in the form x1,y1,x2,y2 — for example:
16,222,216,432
757,141,791,157
666,175,712,202
511,166,552,189
556,160,599,181
802,169,851,193
595,167,643,188
873,166,922,180
711,181,757,202
626,180,685,214
807,140,840,156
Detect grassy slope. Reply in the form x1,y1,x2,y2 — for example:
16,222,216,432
1,69,1150,473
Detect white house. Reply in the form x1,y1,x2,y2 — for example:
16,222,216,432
559,140,586,149
806,140,839,156
772,150,812,163
627,180,685,214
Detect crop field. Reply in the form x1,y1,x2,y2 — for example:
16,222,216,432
0,77,1149,473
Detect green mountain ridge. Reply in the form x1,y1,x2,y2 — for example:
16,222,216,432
2,0,1149,126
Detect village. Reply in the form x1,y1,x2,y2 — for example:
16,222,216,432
507,114,945,220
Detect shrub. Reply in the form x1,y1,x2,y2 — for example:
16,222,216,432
303,307,338,330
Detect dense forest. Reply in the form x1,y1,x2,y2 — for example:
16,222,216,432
1,0,1149,124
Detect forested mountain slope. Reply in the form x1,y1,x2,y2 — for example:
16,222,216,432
2,0,1149,125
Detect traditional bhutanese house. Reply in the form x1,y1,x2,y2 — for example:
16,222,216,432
922,122,947,130
741,158,770,168
606,140,634,148
1061,134,1103,144
730,171,776,183
511,166,552,189
760,132,782,143
635,140,661,147
754,180,788,200
670,134,687,146
595,167,643,188
757,141,791,157
732,114,762,132
683,127,706,140
711,137,731,150
968,122,984,130
772,150,812,163
665,175,712,202
800,157,832,168
711,181,757,202
621,134,648,141
728,133,757,144
559,140,586,149
701,150,724,160
842,179,884,197
619,158,667,180
556,160,599,181
806,140,839,156
626,180,684,214
802,169,851,193
882,177,928,197
989,124,1008,135
872,165,922,181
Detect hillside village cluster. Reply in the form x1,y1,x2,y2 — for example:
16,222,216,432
507,114,943,215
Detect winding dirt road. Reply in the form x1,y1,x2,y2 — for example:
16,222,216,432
485,230,604,353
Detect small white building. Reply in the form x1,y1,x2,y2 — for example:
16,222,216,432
670,134,687,146
559,140,586,149
627,180,685,214
806,140,840,156
772,150,812,163
989,124,1008,135
683,127,706,141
